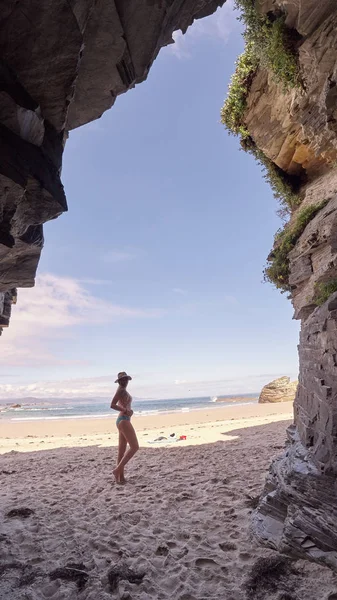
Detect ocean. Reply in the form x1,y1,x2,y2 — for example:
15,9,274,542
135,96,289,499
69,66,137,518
0,394,258,422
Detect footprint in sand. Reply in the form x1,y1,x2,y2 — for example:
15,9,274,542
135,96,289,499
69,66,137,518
195,558,219,568
223,507,236,516
229,532,239,540
219,542,237,552
239,551,251,562
40,582,60,598
155,544,169,556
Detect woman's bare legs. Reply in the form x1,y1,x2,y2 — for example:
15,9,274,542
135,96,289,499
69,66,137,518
117,430,127,483
113,421,139,483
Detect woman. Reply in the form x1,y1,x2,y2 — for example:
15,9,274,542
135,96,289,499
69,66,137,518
110,371,139,484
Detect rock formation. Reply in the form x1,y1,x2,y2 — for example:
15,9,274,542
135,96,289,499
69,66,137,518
224,0,337,571
0,289,16,335
0,0,225,335
253,292,337,570
259,377,298,404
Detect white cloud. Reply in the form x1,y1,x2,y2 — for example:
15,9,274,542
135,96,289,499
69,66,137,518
0,371,299,401
169,1,240,59
13,273,161,327
77,278,113,285
173,288,187,295
0,273,164,368
0,376,113,401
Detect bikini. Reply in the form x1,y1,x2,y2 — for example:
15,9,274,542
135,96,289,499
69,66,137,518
116,414,130,426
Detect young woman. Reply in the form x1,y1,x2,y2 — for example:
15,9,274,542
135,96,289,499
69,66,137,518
110,371,139,484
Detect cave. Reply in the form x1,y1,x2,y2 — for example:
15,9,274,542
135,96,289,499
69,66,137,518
1,0,337,572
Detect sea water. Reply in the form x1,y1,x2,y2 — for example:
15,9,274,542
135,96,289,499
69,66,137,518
0,394,258,422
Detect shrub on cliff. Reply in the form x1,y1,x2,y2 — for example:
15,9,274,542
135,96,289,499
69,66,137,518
221,2,301,214
264,201,329,292
241,137,301,214
221,2,300,138
235,0,300,88
314,280,337,306
220,44,258,138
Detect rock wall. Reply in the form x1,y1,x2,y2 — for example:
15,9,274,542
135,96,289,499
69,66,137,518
0,289,16,334
248,0,337,570
0,0,224,332
245,1,337,178
253,295,337,570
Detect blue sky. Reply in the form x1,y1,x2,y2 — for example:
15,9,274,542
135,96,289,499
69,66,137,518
0,3,299,399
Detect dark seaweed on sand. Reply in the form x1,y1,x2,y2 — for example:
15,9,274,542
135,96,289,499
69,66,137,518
108,564,145,592
49,563,89,591
245,556,298,599
6,508,34,518
0,562,39,587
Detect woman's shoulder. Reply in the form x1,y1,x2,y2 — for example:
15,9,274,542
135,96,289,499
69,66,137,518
114,386,127,399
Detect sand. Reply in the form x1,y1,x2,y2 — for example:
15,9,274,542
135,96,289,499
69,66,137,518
0,402,334,599
0,401,293,452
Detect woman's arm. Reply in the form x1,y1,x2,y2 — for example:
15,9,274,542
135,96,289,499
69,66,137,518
110,390,127,413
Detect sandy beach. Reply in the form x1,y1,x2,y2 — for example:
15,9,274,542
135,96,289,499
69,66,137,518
0,401,292,452
1,402,335,599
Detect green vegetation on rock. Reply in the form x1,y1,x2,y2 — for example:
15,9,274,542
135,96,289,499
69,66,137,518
242,136,301,214
235,0,300,88
264,201,329,292
220,1,304,293
220,44,258,139
221,2,300,139
220,2,301,214
313,280,337,306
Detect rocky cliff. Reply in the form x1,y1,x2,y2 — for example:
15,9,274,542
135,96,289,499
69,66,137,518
259,376,298,403
220,0,337,571
0,0,225,334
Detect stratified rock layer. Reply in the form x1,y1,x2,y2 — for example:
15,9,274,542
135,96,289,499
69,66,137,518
0,0,224,330
0,289,16,335
259,377,298,404
253,294,337,570
249,0,337,570
245,1,337,178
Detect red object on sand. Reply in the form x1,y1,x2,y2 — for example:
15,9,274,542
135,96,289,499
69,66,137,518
179,435,187,440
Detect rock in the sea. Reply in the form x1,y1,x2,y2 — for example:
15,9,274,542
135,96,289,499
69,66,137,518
259,377,298,404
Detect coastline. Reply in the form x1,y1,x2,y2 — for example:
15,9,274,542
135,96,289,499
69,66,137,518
0,395,258,421
0,401,293,453
0,398,256,423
